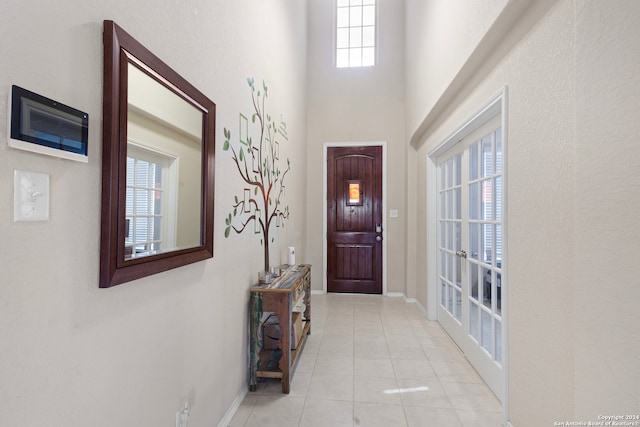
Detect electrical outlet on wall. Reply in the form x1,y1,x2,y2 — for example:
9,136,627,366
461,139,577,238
176,402,189,427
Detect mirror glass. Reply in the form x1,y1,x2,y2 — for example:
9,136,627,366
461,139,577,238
100,20,215,288
126,63,203,258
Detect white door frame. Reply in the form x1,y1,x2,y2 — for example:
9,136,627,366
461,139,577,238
322,141,388,295
426,87,509,421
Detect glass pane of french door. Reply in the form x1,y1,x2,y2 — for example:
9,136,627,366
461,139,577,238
438,154,462,323
436,116,504,401
468,129,503,365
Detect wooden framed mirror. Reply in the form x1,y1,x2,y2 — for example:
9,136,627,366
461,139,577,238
100,20,215,288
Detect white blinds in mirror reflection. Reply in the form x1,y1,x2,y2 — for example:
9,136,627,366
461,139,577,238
126,156,164,258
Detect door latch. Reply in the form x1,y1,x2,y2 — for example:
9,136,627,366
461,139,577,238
455,250,467,259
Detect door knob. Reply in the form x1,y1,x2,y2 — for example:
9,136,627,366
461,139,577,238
376,236,382,242
455,250,467,259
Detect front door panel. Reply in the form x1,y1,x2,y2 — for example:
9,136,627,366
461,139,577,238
327,146,383,294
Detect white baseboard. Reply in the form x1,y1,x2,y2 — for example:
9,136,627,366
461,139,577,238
310,290,325,295
387,294,434,321
217,388,247,427
412,299,431,319
386,292,405,298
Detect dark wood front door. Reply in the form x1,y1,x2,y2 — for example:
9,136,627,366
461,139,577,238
327,146,383,294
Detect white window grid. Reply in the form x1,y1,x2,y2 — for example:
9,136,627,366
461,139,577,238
336,0,377,68
126,156,164,257
468,129,503,364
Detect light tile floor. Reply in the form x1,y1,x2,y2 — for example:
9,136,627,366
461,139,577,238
228,294,503,427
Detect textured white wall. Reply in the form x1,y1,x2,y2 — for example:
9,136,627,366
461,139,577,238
0,1,307,426
305,0,407,294
406,0,640,424
573,0,640,417
404,0,508,139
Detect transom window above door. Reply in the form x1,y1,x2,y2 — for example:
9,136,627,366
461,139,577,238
336,0,377,68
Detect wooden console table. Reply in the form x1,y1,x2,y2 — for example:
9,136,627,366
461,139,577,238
249,264,311,393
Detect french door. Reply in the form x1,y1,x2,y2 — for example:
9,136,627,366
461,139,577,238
437,115,504,400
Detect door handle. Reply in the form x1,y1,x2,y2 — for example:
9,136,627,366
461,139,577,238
376,236,382,242
455,250,467,259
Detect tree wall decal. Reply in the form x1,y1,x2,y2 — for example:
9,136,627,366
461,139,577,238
222,78,291,271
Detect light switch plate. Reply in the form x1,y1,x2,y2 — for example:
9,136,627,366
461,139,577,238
389,209,399,218
14,170,50,222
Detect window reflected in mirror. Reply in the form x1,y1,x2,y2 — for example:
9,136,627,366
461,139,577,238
125,147,169,258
